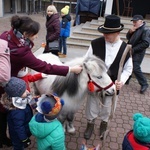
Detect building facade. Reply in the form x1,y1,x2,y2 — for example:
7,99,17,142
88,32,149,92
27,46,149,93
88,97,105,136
0,0,46,17
0,0,150,18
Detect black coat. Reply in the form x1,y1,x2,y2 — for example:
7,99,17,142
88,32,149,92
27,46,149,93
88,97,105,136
126,22,150,55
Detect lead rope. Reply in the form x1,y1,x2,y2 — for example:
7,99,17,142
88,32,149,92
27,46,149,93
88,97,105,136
101,44,132,150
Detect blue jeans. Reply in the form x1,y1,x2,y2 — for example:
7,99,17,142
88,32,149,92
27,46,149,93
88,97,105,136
59,36,67,55
133,51,148,86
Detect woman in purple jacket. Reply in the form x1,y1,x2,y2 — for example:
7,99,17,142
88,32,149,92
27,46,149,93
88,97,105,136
0,15,82,148
43,5,60,55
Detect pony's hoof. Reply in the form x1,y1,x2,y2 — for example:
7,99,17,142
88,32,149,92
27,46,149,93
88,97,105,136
67,128,76,134
66,122,76,134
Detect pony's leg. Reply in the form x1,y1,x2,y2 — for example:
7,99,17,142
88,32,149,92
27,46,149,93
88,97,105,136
30,83,40,96
66,112,76,134
58,112,68,132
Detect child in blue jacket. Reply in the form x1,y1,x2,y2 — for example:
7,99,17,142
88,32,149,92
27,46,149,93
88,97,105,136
59,5,71,58
4,77,33,150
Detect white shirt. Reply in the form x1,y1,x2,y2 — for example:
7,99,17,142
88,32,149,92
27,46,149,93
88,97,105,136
84,39,133,84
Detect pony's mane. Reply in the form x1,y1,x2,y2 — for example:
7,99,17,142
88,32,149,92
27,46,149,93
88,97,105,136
84,55,107,72
51,55,107,97
51,72,79,97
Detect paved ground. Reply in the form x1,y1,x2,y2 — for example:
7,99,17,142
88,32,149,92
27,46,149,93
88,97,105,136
0,13,150,150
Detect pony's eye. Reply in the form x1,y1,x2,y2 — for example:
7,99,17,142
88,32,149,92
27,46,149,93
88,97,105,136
97,76,102,79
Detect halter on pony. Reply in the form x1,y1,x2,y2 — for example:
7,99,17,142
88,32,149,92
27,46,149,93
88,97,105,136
87,73,114,93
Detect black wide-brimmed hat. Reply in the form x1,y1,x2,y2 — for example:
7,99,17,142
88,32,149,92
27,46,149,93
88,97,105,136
98,15,124,34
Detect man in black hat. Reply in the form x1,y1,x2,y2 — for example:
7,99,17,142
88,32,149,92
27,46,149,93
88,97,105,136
84,15,133,140
126,14,150,94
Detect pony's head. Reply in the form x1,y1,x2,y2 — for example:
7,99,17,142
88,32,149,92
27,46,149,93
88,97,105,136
83,55,115,95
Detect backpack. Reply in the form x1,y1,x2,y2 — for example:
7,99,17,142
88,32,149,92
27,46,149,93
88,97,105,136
122,130,150,150
0,39,11,86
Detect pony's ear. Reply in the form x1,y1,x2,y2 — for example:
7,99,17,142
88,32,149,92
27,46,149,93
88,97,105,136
83,62,88,71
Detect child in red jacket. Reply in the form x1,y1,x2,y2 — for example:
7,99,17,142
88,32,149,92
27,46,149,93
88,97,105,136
17,67,47,92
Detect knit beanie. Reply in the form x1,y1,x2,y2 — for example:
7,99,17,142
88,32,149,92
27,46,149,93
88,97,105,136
4,77,26,97
36,94,64,120
61,5,70,15
133,113,150,143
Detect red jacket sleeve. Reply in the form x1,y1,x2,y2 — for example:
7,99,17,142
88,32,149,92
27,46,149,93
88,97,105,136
27,73,43,82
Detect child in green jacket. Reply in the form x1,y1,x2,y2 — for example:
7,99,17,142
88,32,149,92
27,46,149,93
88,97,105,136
29,94,65,150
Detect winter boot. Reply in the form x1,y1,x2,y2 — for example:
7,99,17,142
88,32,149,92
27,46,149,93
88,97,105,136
84,120,95,140
99,121,108,140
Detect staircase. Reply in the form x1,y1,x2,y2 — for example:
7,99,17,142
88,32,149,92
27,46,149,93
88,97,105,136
67,16,150,74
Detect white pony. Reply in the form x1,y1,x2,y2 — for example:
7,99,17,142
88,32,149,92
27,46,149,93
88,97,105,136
32,53,115,133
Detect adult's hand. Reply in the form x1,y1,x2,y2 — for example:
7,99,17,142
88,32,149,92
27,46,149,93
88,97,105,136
69,65,83,74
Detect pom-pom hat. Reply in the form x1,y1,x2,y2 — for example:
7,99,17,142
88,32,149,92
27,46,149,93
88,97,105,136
4,77,26,97
98,15,124,34
61,5,70,15
36,94,64,120
133,113,150,143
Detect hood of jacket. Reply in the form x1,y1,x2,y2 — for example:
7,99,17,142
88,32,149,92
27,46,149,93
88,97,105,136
46,13,60,27
29,115,62,139
62,14,71,22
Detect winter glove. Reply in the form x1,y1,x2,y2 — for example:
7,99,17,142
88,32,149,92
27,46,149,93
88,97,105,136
22,138,31,148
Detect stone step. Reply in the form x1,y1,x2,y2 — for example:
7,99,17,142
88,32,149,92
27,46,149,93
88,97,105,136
66,16,150,75
91,20,150,33
90,21,134,31
67,38,150,56
67,38,150,54
81,21,130,34
71,23,128,40
68,18,150,55
98,16,150,25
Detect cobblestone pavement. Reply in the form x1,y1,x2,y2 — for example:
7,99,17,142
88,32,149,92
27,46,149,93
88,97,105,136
0,13,150,150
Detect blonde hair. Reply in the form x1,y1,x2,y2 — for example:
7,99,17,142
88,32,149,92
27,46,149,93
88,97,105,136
47,5,58,14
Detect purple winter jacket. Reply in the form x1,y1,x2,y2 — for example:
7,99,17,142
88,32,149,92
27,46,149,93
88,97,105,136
46,13,60,42
0,29,69,77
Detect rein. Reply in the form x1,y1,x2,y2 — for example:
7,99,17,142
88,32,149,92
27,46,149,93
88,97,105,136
101,44,132,149
87,73,114,93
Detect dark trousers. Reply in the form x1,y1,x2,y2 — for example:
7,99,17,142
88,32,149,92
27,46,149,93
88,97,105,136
59,36,67,55
10,134,24,150
133,52,148,86
0,87,8,144
0,112,7,144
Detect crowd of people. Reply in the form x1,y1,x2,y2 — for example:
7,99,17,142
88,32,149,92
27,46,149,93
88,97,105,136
0,3,150,150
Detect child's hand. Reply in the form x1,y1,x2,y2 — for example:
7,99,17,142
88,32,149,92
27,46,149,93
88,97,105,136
115,80,123,90
41,73,48,78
